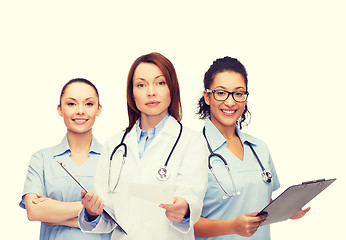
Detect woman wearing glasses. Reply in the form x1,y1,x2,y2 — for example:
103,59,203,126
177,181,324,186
194,57,309,239
78,52,208,240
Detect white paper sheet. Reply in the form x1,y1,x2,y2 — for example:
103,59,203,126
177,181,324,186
128,183,174,204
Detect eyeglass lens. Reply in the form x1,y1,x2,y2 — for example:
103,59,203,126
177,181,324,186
213,90,248,102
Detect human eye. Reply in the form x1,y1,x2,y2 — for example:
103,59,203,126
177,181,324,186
86,102,94,107
234,91,245,97
215,90,227,96
67,102,76,106
157,80,166,86
136,83,146,88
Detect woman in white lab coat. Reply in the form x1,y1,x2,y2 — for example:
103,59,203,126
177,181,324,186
78,52,208,240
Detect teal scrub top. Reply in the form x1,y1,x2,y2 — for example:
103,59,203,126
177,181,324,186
19,135,110,240
196,119,280,240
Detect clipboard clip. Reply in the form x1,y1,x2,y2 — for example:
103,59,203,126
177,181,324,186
302,179,325,185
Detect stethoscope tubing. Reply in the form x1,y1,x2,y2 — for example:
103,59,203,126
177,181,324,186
202,126,272,198
108,120,183,192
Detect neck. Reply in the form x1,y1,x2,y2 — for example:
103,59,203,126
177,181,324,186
210,119,238,141
140,112,167,131
66,130,92,153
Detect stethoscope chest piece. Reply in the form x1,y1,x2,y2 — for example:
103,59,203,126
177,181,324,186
262,171,272,183
157,167,170,181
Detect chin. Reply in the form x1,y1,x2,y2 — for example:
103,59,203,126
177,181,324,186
68,127,92,135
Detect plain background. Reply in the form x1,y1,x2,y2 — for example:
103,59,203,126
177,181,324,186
1,0,345,239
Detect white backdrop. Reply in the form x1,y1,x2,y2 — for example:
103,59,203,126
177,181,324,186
1,1,345,239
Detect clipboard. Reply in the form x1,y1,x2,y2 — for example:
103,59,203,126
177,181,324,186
56,160,127,234
257,178,336,225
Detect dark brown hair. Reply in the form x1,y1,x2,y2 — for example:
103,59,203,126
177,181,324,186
196,56,250,129
126,52,182,132
59,78,100,106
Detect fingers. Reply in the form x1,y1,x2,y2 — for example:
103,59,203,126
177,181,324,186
81,191,104,217
81,190,87,199
159,197,189,223
159,203,183,222
32,194,48,204
246,211,260,217
244,211,267,224
290,207,311,220
255,214,268,224
302,207,311,214
235,211,268,237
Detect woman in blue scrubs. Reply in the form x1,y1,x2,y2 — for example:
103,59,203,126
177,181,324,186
194,57,310,240
19,78,110,240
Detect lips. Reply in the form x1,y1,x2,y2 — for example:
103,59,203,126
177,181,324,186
73,118,88,125
145,101,160,107
221,109,236,116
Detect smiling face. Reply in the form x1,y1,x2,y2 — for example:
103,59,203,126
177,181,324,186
58,82,101,136
204,71,247,132
132,62,171,127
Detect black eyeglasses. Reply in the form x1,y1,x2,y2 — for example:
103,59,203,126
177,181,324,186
206,89,249,102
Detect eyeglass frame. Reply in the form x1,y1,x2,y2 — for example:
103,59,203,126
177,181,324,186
206,89,249,103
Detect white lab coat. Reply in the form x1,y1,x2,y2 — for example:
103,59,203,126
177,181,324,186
79,116,208,240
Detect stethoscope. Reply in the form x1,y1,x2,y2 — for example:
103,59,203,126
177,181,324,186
202,127,272,199
107,121,183,193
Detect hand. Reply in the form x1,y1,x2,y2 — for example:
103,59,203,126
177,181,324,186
81,190,104,218
233,211,267,237
289,207,311,220
159,197,189,223
32,194,48,204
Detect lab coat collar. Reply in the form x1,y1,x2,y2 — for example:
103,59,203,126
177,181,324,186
161,115,181,138
124,115,181,162
52,134,101,157
135,113,170,143
205,118,257,152
130,115,180,139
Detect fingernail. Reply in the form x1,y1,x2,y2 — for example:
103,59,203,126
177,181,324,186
159,204,164,208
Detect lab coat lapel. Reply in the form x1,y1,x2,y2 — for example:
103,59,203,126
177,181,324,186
126,125,140,164
144,116,180,153
108,126,139,235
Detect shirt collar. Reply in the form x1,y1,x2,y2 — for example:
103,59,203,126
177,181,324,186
52,134,102,157
204,118,257,152
135,113,170,143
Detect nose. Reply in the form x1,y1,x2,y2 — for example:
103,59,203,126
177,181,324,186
147,84,156,96
224,94,236,107
76,104,85,115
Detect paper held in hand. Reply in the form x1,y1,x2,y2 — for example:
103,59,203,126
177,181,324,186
128,183,174,204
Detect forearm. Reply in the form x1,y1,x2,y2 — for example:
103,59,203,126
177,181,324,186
58,217,80,228
194,217,236,237
45,217,80,228
25,194,82,223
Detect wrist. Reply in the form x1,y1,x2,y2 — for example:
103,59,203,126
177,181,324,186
226,218,238,235
86,210,99,222
183,206,190,219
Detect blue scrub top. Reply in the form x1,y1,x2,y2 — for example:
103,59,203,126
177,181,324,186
19,135,110,240
196,119,280,240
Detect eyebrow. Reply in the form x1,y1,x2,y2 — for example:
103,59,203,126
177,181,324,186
136,75,165,81
214,86,246,90
85,97,96,101
65,97,96,101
